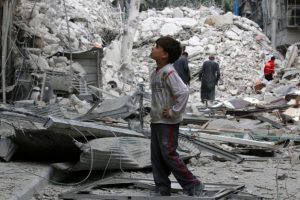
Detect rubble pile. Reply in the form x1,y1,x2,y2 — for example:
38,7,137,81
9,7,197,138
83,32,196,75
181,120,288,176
101,6,300,110
130,7,283,101
10,0,300,125
0,1,299,199
14,1,300,105
14,0,121,54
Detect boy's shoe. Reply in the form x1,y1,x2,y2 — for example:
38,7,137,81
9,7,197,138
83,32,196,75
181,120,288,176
152,191,171,196
151,187,171,196
188,182,205,196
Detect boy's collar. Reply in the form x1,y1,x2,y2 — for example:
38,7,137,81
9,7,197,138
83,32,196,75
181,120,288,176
156,63,171,71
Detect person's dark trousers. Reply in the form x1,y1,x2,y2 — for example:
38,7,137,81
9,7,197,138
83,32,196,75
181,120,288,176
265,74,273,81
151,123,200,195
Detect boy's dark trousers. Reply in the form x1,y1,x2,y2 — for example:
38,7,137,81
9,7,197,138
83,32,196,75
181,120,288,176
150,123,199,195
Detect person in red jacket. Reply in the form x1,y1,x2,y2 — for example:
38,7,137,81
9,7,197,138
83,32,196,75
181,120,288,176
264,56,275,81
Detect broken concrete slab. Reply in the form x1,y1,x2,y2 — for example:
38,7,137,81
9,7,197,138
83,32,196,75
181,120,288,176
204,12,234,28
0,162,52,200
283,107,300,122
0,137,18,161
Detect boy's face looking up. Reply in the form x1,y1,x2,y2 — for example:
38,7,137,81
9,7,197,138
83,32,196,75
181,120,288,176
150,43,168,62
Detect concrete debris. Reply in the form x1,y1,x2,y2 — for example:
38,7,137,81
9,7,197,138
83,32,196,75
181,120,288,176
0,1,300,199
15,0,121,52
0,137,18,161
12,1,300,112
113,7,299,113
284,43,299,68
283,107,300,122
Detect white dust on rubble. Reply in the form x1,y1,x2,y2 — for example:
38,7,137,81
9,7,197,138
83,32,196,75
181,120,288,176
130,6,279,104
15,1,290,104
15,0,122,54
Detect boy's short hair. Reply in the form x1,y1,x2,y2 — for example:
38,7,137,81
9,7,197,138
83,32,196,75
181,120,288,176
209,55,215,60
271,56,275,60
155,36,182,63
182,52,188,57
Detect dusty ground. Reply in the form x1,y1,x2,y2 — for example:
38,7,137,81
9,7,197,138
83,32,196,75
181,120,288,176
29,150,300,200
0,162,50,200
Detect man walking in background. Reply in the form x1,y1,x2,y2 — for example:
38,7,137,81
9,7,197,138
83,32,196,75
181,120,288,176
199,55,220,106
173,51,191,86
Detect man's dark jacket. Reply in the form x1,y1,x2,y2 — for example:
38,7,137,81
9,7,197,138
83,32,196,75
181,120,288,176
173,56,190,85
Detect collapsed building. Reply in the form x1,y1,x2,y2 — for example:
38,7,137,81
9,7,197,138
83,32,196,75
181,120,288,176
0,0,300,199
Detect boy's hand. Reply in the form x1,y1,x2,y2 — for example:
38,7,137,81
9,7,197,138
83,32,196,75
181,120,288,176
162,108,172,119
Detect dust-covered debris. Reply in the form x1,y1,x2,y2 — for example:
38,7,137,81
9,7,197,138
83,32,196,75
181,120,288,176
1,1,300,200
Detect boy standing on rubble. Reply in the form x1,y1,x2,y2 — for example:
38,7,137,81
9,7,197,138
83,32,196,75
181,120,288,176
149,36,204,196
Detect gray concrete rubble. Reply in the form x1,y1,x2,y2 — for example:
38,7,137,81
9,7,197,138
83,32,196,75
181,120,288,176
0,1,300,200
12,1,300,104
0,162,52,200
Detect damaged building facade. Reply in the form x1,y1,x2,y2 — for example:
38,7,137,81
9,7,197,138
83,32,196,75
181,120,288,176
262,0,300,48
232,0,300,50
0,0,300,199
